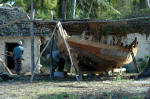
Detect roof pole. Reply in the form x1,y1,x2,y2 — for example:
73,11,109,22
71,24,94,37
30,2,35,77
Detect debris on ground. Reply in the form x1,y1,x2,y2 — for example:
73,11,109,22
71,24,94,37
0,72,14,81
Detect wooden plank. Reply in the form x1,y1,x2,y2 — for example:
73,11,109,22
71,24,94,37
0,58,13,75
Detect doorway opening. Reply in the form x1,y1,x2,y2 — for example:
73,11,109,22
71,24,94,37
5,43,18,69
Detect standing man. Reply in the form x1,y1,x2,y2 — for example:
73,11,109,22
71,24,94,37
13,41,24,75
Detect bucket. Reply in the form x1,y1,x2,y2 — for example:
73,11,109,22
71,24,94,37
54,71,65,78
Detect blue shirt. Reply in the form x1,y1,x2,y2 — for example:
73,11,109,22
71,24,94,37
52,50,61,62
13,46,24,60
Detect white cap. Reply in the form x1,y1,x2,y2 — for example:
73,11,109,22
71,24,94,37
18,41,23,45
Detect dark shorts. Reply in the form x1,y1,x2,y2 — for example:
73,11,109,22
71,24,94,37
14,58,22,74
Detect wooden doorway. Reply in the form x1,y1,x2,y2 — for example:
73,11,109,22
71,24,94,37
5,43,18,69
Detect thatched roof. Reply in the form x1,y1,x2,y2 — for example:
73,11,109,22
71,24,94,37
33,17,150,36
0,7,51,36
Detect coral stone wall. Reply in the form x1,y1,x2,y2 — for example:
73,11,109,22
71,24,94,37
0,36,41,73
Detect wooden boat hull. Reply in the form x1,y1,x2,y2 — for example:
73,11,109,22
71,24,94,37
56,22,138,74
67,38,137,73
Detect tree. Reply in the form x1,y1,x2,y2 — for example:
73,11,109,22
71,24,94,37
0,0,57,20
1,0,150,20
72,0,76,19
57,0,67,19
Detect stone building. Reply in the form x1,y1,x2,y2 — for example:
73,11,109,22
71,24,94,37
0,7,50,73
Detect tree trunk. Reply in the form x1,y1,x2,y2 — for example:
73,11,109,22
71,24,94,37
72,0,76,19
140,0,147,9
62,0,67,19
58,0,67,19
146,0,150,8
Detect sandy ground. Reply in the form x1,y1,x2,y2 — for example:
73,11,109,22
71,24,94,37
0,73,150,99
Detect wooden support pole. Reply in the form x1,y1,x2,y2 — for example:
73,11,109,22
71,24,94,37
129,48,140,73
30,22,58,82
30,3,35,75
50,10,53,20
50,36,54,79
57,22,80,81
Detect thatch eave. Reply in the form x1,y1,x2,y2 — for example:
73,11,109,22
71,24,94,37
33,16,150,36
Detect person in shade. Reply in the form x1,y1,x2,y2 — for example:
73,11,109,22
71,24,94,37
52,50,65,72
50,49,65,78
13,41,24,75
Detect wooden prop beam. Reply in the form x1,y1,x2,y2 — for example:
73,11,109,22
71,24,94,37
57,22,80,81
0,58,13,75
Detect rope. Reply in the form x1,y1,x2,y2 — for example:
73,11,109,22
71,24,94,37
30,21,58,82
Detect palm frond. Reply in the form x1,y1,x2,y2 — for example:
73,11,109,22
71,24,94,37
98,0,121,15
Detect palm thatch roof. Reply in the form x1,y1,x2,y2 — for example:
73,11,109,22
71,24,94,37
33,17,150,36
0,7,51,37
1,7,149,37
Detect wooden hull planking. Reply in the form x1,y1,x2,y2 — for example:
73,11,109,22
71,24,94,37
68,38,138,73
56,22,138,74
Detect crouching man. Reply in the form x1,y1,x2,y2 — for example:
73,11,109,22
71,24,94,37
50,50,65,78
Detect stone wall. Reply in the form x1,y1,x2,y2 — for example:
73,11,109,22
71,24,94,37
0,7,51,36
0,36,41,73
0,7,27,24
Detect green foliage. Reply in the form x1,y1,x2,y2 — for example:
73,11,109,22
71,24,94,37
38,93,78,99
74,0,122,19
49,93,78,99
99,24,131,36
138,56,149,71
0,77,3,82
112,75,122,81
40,56,50,67
1,0,57,20
126,8,150,18
1,0,150,20
77,0,149,19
